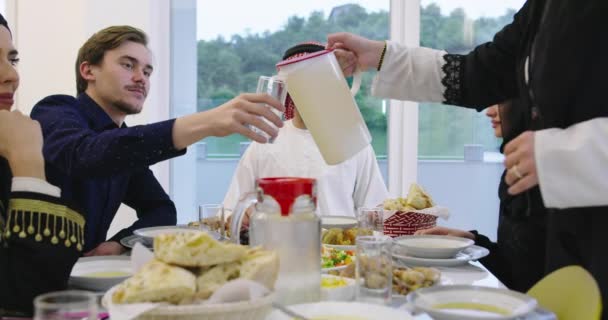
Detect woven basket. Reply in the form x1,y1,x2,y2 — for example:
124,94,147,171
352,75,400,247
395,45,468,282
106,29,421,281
383,211,437,237
105,291,275,320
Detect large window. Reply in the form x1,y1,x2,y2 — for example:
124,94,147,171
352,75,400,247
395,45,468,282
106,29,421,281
196,1,389,158
170,1,524,239
170,1,389,222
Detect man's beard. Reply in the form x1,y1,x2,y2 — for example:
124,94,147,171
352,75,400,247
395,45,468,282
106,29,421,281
114,99,142,115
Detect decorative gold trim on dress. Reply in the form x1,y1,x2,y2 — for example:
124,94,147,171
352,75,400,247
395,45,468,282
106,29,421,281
1,199,85,251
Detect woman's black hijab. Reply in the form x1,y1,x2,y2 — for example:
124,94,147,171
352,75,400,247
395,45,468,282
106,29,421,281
0,13,12,217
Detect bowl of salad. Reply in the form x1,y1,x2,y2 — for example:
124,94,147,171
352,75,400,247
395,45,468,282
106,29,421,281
321,246,355,272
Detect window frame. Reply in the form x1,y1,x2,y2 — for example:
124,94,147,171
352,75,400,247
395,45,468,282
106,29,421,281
387,0,420,196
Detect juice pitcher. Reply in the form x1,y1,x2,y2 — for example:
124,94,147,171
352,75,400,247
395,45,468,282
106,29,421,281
230,177,321,305
276,49,372,165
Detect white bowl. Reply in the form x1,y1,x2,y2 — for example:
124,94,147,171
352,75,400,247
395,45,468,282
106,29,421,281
321,274,356,301
408,285,537,320
69,256,132,291
394,235,474,259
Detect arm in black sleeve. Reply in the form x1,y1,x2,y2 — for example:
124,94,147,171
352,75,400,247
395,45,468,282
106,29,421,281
108,167,177,243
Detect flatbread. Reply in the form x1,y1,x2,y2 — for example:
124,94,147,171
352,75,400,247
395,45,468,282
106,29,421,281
154,231,247,267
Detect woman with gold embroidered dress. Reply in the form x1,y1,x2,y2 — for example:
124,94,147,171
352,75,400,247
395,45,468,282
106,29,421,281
0,14,84,317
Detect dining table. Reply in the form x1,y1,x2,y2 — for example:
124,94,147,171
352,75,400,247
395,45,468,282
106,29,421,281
62,229,558,320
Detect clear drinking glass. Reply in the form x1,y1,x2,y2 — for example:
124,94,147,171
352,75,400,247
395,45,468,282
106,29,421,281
199,204,225,238
34,290,98,320
250,75,287,143
355,235,392,305
358,207,384,236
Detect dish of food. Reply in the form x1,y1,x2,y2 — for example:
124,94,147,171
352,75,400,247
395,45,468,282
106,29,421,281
408,285,537,320
188,218,228,238
321,246,355,271
69,256,132,292
321,274,356,301
322,228,372,249
133,225,211,245
392,266,441,295
332,263,441,297
383,183,435,211
110,231,279,305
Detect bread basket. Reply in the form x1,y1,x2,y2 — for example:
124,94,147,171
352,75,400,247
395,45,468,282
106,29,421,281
383,210,438,237
103,287,275,320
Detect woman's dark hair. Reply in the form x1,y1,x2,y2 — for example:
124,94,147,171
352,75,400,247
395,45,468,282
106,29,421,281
0,14,11,34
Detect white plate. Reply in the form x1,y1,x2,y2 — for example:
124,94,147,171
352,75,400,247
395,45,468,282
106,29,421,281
133,225,219,245
120,234,151,249
394,235,474,259
322,264,350,273
408,285,537,320
321,216,357,229
393,245,489,267
266,301,413,320
322,244,357,251
69,256,131,292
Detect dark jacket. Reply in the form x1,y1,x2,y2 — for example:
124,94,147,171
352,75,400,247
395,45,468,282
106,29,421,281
445,0,608,312
30,94,184,251
0,159,83,316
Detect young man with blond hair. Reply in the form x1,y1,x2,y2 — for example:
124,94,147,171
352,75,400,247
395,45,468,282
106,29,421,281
31,26,283,256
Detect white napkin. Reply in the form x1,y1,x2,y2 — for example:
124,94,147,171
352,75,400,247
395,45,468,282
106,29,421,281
206,279,270,304
106,244,271,320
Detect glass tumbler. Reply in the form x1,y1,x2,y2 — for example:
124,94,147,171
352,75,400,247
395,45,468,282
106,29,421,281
199,203,225,238
34,290,98,320
250,75,287,143
355,235,393,305
357,207,384,236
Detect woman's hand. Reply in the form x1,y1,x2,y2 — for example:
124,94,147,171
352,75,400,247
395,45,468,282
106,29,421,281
0,110,45,179
327,32,385,75
504,131,539,195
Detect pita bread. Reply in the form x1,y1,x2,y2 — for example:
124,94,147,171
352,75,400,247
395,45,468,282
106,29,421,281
196,247,279,299
112,259,196,304
154,231,247,267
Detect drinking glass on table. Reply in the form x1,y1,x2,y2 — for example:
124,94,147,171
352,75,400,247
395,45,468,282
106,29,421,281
199,204,225,238
34,290,98,320
250,75,287,143
355,235,393,305
357,207,384,236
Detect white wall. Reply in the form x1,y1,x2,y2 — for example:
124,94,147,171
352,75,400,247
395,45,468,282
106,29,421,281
7,0,172,240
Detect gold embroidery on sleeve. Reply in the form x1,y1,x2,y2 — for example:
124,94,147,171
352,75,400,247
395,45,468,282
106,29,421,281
2,199,85,251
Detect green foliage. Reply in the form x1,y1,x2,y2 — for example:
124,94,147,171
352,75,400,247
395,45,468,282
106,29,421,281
197,4,516,157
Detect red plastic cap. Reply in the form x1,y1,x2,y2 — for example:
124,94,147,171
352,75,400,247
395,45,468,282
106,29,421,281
257,177,316,216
